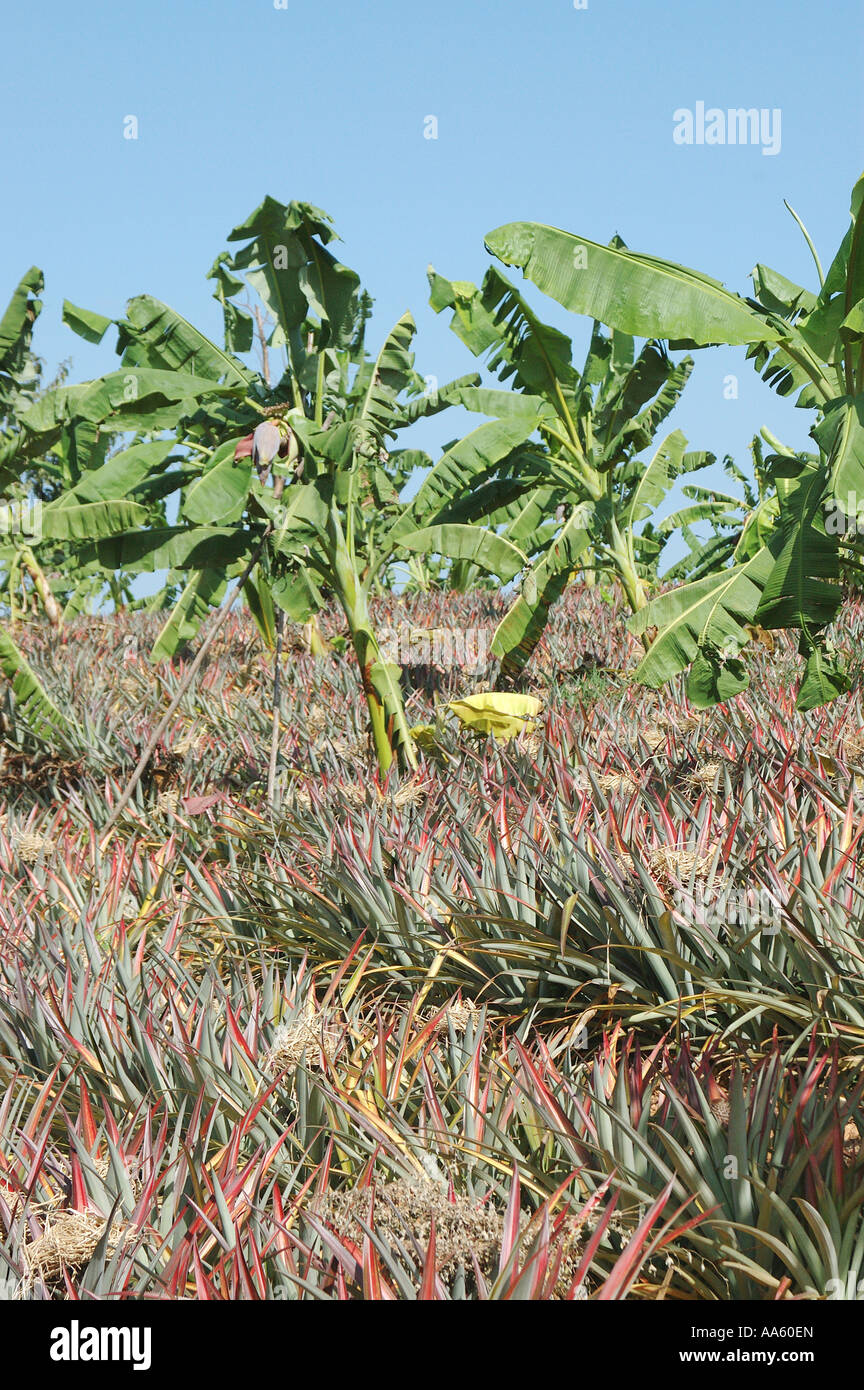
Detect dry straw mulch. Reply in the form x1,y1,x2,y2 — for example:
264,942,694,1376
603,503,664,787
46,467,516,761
427,998,481,1036
685,761,723,789
596,771,638,797
320,1178,505,1277
319,1176,586,1297
14,830,56,864
649,845,719,883
22,1209,132,1284
266,999,342,1077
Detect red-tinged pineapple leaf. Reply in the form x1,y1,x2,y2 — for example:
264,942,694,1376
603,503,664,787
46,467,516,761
247,1228,269,1293
362,1230,383,1301
471,1250,489,1300
23,1059,71,1141
192,1244,216,1299
304,1212,362,1286
569,1187,620,1293
596,1180,676,1301
498,1166,522,1289
69,1152,88,1212
224,1000,257,1064
233,1241,261,1300
507,1205,551,1300
78,1077,99,1152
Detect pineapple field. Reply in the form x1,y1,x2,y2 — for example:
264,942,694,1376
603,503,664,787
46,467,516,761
2,166,864,1317
2,583,864,1303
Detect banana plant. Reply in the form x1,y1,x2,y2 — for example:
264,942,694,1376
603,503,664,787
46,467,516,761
57,198,542,775
660,436,780,584
482,172,864,709
0,254,246,740
427,262,716,678
0,267,63,734
0,271,161,739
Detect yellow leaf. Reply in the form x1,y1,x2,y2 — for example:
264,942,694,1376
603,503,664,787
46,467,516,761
409,723,439,750
409,722,450,765
446,692,542,743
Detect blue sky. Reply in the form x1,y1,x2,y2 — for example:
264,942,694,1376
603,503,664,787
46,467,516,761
2,0,862,562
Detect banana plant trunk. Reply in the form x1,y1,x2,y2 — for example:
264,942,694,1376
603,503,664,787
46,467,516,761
20,548,62,629
606,519,650,625
331,541,417,776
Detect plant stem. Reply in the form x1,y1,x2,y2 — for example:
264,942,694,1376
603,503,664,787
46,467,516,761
264,464,286,806
21,548,62,628
254,305,271,388
348,618,395,775
606,520,649,624
266,608,285,806
332,541,417,775
784,201,825,289
314,352,325,427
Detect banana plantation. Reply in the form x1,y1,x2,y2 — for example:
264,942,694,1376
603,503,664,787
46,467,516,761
2,177,864,1304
